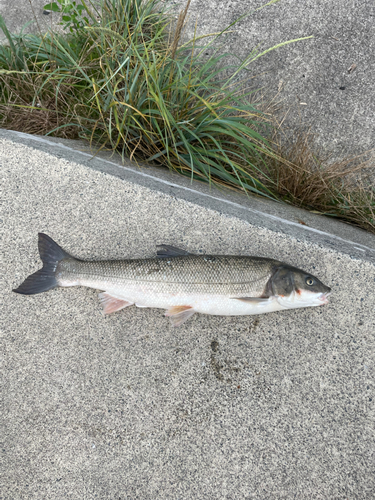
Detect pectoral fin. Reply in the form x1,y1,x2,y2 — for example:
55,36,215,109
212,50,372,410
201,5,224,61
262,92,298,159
233,297,271,305
165,305,195,327
99,292,133,314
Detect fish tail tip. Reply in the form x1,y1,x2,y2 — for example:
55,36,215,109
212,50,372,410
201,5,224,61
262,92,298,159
12,268,58,295
13,233,72,296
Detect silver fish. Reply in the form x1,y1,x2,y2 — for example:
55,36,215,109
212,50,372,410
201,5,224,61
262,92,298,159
13,233,331,326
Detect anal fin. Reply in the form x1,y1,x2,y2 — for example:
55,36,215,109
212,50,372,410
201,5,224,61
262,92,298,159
99,292,133,314
165,305,195,327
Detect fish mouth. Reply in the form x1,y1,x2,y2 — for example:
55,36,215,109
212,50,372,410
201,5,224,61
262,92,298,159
318,292,331,305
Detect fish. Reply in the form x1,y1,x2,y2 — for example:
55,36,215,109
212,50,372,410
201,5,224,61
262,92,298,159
13,233,331,327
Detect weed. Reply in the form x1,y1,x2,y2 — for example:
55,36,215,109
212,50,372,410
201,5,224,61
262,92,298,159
0,0,373,233
266,126,375,232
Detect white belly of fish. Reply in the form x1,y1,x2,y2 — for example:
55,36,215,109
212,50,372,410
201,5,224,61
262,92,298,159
103,287,284,316
59,274,286,317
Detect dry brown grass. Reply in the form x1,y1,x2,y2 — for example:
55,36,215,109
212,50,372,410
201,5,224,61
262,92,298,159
169,0,191,60
0,101,80,139
265,125,375,233
0,72,81,138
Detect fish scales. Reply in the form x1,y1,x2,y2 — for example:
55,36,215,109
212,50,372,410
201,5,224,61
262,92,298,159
57,256,279,296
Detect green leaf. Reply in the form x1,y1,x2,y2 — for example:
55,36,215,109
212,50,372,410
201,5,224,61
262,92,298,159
43,3,61,12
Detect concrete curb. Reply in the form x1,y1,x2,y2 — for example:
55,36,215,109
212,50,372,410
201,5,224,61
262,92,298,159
1,129,374,262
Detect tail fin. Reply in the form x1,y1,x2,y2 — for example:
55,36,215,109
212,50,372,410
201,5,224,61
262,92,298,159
13,233,72,295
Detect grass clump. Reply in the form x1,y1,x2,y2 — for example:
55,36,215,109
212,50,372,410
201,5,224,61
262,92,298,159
0,0,374,233
0,0,301,198
267,127,375,233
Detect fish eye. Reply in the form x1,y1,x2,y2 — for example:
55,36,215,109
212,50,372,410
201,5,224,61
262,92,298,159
305,277,314,286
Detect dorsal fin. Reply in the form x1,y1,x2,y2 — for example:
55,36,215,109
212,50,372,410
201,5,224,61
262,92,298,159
156,244,192,258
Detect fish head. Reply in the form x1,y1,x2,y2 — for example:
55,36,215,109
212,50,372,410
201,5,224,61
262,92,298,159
270,265,331,309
